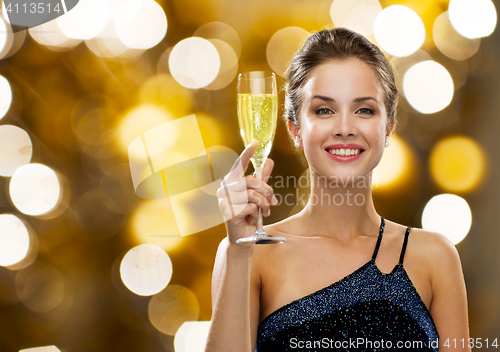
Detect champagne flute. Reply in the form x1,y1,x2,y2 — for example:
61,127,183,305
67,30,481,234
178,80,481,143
236,71,286,245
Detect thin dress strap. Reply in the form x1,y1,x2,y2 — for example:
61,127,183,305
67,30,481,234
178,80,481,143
399,226,412,264
371,217,385,261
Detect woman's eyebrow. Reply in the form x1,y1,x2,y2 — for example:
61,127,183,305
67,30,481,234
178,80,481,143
312,95,335,102
312,95,378,103
354,96,378,103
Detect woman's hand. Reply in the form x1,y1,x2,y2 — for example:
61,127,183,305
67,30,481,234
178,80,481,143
216,139,278,248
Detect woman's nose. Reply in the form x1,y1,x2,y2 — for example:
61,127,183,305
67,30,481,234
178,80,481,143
332,111,357,137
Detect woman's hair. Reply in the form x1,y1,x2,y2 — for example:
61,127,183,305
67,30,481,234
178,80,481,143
285,27,399,136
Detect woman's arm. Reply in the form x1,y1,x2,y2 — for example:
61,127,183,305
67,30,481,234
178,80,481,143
205,237,260,352
428,232,471,352
205,140,276,352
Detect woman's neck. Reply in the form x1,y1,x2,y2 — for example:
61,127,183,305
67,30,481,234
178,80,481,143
294,171,381,244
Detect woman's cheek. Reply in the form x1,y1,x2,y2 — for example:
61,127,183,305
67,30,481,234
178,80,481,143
305,119,330,140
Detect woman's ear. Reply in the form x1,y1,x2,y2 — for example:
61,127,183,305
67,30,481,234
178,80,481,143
387,123,395,138
287,120,300,140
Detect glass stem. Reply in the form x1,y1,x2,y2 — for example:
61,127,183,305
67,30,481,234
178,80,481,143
255,166,265,234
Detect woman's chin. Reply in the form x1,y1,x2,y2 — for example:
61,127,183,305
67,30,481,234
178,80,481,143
313,168,362,181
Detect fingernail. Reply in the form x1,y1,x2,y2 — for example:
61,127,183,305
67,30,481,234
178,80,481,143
271,195,278,205
246,139,258,149
266,209,271,216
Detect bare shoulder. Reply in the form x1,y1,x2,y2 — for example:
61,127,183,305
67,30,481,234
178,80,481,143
409,227,459,260
410,229,470,343
408,227,463,281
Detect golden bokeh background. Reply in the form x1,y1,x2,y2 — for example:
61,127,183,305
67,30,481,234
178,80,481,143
0,0,499,350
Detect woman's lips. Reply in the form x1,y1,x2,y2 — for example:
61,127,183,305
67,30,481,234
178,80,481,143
325,149,364,162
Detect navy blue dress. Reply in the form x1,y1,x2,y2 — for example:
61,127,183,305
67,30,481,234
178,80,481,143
256,218,439,351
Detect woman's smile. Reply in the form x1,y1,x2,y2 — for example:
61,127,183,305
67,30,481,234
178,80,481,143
325,148,365,162
324,142,366,162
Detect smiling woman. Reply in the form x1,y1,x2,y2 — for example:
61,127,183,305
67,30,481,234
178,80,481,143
205,27,471,352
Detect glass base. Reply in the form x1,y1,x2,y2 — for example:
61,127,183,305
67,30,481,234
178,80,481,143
236,231,287,245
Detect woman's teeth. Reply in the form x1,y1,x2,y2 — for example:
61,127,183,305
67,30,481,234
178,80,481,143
327,148,362,156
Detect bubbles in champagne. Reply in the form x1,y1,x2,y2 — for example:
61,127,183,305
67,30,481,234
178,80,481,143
237,94,278,168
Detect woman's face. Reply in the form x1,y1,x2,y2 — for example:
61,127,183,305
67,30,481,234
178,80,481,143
290,58,391,181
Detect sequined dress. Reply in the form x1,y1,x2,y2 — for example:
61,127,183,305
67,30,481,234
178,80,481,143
255,218,439,351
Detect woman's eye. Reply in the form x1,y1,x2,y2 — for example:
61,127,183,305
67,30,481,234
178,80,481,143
357,108,374,115
317,108,333,115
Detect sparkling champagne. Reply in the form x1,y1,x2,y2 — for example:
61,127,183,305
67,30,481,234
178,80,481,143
235,71,285,244
237,93,278,169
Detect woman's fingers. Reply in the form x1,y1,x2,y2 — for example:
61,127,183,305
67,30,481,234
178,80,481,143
218,198,258,222
225,189,272,216
225,139,259,183
220,175,276,206
246,175,276,206
216,144,278,234
262,158,274,183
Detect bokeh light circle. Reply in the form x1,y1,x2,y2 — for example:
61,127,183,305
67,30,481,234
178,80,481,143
15,261,65,312
433,11,480,61
0,125,33,177
403,60,454,114
391,49,432,98
139,75,192,116
115,0,167,49
90,0,143,20
266,27,309,77
343,5,382,37
1,2,9,23
30,20,82,51
169,37,221,89
57,0,107,40
19,347,61,352
429,136,485,192
0,75,13,120
330,0,382,36
120,244,173,296
89,0,139,20
131,200,182,251
0,214,30,267
148,284,199,335
204,39,238,90
449,0,497,39
118,104,175,156
422,193,472,244
85,23,129,58
372,136,411,189
0,17,10,54
73,107,116,146
0,24,26,60
373,5,425,57
5,224,38,271
194,21,241,58
174,321,211,352
10,164,62,216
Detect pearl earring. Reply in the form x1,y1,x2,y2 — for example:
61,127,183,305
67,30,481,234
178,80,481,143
385,139,390,147
294,138,300,148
